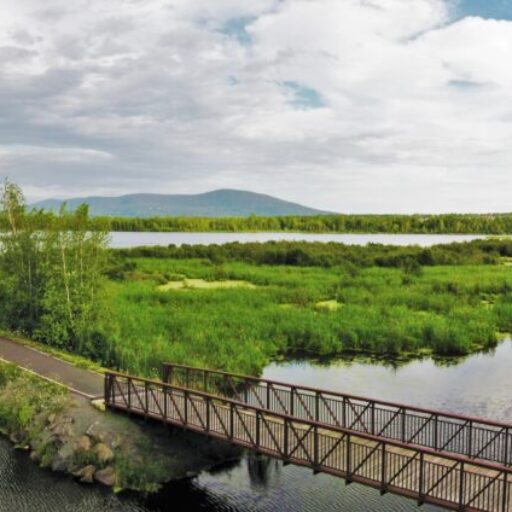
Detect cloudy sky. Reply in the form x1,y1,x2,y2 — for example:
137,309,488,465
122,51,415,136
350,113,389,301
1,0,512,212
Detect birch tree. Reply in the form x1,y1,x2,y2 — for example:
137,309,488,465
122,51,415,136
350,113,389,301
0,181,110,358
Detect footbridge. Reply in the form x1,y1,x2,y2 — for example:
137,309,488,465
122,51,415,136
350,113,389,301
104,364,512,512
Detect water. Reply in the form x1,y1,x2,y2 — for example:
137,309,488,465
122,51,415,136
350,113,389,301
1,341,511,511
109,232,484,248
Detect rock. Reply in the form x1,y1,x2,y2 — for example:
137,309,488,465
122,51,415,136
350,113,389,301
91,399,106,412
74,465,96,484
9,433,22,444
47,414,56,426
94,466,116,487
185,471,198,478
52,443,75,472
52,421,74,439
51,451,69,472
103,432,122,450
76,435,92,452
94,443,114,464
30,450,40,462
86,422,104,442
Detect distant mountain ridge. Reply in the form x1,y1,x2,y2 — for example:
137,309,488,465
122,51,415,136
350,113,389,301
31,189,330,217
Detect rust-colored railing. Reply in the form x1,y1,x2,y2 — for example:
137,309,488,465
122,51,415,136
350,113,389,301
161,363,512,467
105,371,512,512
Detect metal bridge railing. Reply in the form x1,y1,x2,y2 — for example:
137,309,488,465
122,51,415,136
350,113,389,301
105,371,512,512
161,362,512,467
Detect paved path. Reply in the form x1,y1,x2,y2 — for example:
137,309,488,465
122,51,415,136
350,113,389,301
0,337,104,398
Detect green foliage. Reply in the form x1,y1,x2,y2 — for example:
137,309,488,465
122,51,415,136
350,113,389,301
0,362,67,440
116,238,512,269
115,440,171,493
100,252,512,377
0,181,110,359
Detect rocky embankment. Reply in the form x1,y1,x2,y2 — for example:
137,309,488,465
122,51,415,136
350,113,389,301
0,361,240,492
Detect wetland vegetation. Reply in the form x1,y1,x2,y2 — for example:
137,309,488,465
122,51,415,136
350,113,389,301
2,181,512,378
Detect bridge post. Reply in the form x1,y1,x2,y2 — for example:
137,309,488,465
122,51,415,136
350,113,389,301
255,410,261,450
433,414,439,451
184,389,188,425
111,374,115,404
315,391,320,422
290,387,295,416
458,462,465,509
502,470,508,512
401,408,406,443
162,364,170,384
346,433,352,483
504,426,510,466
104,374,110,404
313,425,319,472
467,420,473,459
417,451,425,505
206,396,210,432
229,402,234,440
283,418,289,462
380,442,387,494
144,381,149,416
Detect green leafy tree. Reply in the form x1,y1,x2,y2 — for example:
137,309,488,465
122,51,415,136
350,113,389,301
0,181,110,358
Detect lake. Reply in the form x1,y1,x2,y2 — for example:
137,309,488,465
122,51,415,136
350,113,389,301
2,340,511,511
109,232,485,248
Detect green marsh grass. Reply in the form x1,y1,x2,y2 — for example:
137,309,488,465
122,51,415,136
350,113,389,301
103,257,512,376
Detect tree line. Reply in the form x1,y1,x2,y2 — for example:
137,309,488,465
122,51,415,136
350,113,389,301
114,238,512,270
3,210,512,234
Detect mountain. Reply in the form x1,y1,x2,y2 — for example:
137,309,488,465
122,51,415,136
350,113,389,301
31,189,330,217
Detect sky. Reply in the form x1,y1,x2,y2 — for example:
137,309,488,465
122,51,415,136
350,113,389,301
1,0,512,213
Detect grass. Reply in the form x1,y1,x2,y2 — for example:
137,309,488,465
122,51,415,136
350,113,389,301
99,256,512,377
0,361,68,444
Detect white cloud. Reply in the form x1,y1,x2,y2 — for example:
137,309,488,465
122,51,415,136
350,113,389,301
0,0,511,212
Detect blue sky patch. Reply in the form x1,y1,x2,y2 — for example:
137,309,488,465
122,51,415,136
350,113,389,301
220,17,254,44
455,0,512,21
282,81,325,109
448,79,486,89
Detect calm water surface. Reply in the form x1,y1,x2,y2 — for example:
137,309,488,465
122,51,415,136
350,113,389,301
2,340,511,512
109,232,484,248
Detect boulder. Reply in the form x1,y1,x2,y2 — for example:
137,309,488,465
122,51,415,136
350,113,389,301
94,466,116,487
91,399,106,412
86,422,104,442
75,465,96,484
94,443,114,464
76,435,92,452
52,443,75,472
52,421,74,439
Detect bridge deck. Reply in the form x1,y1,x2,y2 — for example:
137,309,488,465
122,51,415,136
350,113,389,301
105,372,512,512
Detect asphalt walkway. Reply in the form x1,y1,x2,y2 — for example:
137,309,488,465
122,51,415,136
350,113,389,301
0,337,104,398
